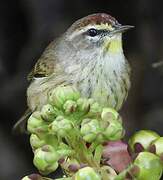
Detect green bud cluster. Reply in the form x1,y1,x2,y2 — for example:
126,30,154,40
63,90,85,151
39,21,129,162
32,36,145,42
27,86,125,176
24,86,163,180
81,108,124,143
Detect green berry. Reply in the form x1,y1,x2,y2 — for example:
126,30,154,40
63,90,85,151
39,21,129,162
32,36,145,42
150,137,163,156
134,152,162,180
128,130,160,153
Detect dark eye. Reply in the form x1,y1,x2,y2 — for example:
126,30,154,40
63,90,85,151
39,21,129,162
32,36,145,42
87,28,98,37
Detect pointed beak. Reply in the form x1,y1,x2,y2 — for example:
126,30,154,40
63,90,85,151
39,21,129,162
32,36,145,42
110,25,134,35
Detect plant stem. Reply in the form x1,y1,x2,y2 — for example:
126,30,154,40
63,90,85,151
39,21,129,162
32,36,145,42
94,144,103,165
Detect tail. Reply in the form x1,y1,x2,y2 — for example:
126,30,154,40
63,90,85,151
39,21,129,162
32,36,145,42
12,108,32,134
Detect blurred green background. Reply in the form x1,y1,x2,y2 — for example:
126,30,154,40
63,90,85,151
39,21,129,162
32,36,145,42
0,0,163,179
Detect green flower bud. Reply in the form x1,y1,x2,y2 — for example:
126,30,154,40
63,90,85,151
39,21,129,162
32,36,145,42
41,104,58,121
92,108,124,141
48,86,80,109
103,119,124,141
134,152,162,180
74,167,101,180
27,112,49,135
30,134,45,150
101,108,119,121
81,115,124,143
150,137,163,156
63,100,77,114
89,101,102,114
129,130,160,153
98,108,124,141
80,119,101,143
33,145,59,175
49,116,73,137
77,98,90,113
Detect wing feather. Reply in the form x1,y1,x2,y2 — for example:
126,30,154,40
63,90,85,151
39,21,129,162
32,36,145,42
27,41,56,81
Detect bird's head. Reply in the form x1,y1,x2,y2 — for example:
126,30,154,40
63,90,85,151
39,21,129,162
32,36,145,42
65,13,133,55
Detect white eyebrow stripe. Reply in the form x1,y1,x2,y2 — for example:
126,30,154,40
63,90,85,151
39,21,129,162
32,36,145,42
68,23,113,40
68,25,97,40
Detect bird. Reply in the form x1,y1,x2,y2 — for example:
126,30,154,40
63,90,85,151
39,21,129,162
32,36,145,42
14,13,133,133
